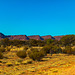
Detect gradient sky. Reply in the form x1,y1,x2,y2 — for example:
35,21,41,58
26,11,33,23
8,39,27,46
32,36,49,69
0,0,75,36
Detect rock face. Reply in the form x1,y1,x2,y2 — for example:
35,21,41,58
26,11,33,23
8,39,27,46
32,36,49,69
54,36,64,41
0,33,64,41
28,35,44,40
41,35,55,40
8,35,29,40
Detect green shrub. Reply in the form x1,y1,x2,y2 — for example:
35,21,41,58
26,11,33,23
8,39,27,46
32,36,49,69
27,48,39,57
42,45,62,56
30,48,39,52
42,45,51,53
63,46,72,54
0,52,3,59
51,45,62,53
0,47,5,52
29,48,45,61
17,50,27,58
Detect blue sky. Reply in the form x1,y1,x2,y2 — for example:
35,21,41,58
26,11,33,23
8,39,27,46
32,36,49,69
0,0,75,36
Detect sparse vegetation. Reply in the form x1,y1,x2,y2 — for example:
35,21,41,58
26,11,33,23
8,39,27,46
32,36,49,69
0,35,75,74
28,48,45,61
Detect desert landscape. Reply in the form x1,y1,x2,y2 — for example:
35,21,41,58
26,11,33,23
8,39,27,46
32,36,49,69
0,33,75,75
0,0,75,75
0,46,75,75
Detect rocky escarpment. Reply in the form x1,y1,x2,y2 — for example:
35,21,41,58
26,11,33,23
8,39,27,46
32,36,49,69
7,35,29,40
28,35,44,40
0,33,64,41
41,35,55,40
54,36,64,41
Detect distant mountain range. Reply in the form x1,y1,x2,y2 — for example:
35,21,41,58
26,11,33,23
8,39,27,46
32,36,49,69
0,33,64,41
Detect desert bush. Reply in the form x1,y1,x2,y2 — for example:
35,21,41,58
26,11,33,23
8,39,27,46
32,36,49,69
27,48,39,56
60,35,75,46
42,45,51,53
17,50,27,58
63,46,72,54
0,47,5,52
30,48,39,52
51,45,62,53
29,51,44,61
0,52,3,59
28,48,45,61
42,45,62,56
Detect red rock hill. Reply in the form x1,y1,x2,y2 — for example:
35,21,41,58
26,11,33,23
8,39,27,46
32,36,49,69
28,35,44,40
54,36,64,41
41,35,55,40
0,33,64,41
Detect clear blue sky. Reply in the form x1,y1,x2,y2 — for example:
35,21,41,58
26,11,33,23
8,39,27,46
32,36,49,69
0,0,75,36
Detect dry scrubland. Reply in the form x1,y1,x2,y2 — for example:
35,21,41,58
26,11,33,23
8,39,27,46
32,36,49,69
0,46,75,75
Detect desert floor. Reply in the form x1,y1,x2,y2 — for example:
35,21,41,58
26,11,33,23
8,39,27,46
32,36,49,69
0,47,75,75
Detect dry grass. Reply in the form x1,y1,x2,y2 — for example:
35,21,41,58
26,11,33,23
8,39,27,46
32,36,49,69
0,46,75,75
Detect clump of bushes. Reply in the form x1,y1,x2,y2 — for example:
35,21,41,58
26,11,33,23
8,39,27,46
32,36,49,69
62,46,75,55
42,45,51,53
28,48,45,61
30,48,39,52
51,45,62,53
42,45,62,54
41,45,62,56
63,46,72,54
17,50,27,58
0,52,3,59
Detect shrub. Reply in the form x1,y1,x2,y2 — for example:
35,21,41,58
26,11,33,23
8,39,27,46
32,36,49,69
51,45,62,53
27,48,38,56
0,47,5,52
30,48,39,52
42,45,62,56
29,48,45,61
42,45,51,53
0,52,3,59
63,46,72,54
17,50,27,58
